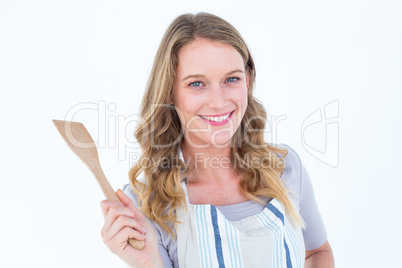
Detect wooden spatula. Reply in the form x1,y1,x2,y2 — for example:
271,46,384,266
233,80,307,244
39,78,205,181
52,119,145,250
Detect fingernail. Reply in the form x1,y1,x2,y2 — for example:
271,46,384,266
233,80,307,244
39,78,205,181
142,227,147,234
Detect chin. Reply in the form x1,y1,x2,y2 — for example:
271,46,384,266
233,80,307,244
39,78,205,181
208,132,233,148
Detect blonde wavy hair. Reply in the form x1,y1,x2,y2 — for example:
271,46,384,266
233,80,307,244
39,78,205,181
129,12,304,237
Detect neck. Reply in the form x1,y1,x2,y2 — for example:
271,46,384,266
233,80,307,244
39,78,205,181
181,142,239,184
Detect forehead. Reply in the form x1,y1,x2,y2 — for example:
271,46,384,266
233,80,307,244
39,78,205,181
176,39,245,76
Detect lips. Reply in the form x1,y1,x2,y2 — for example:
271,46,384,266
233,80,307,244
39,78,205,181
199,112,232,122
198,110,234,123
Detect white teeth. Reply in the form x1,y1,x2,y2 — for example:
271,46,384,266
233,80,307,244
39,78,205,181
200,112,231,122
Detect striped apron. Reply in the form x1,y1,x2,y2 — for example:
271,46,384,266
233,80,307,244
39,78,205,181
176,182,305,268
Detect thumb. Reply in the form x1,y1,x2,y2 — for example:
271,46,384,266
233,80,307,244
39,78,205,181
116,189,136,207
116,189,144,218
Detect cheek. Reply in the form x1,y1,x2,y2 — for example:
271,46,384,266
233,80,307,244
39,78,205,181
231,85,248,111
173,93,204,126
177,93,203,114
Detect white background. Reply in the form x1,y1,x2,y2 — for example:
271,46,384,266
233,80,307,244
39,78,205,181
1,0,401,267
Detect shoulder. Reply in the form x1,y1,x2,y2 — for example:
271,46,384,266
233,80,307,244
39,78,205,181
275,143,303,175
272,143,305,207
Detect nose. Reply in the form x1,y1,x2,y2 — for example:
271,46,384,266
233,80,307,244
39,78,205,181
208,84,227,110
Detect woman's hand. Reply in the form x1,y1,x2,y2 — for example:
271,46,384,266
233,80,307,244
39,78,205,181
100,189,163,268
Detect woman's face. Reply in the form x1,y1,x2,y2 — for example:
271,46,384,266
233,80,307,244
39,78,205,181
172,38,249,148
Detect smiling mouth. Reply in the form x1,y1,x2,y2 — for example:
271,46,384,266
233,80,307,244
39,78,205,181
199,111,234,122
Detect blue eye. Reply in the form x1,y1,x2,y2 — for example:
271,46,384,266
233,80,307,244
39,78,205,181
189,81,203,87
227,77,240,83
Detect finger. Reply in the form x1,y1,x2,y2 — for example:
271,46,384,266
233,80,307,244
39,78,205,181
102,215,146,243
105,226,145,254
101,206,137,237
116,189,146,222
116,189,138,210
100,199,124,219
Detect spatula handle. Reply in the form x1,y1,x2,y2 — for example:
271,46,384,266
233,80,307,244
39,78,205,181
128,237,145,250
52,119,145,250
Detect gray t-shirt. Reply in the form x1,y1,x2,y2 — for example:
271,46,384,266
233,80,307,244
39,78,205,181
123,144,327,267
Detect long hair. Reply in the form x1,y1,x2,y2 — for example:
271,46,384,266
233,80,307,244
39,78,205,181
129,12,304,237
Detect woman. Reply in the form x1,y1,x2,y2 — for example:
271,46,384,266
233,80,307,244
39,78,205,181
100,12,334,268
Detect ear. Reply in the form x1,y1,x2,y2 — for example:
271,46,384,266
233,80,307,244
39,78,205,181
246,73,250,89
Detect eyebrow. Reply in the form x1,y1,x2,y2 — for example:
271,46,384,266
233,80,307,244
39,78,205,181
181,69,244,82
